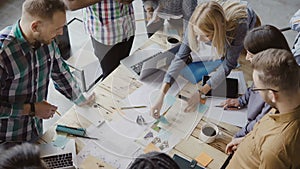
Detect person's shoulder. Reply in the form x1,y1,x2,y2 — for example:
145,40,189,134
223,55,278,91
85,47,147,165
0,25,16,51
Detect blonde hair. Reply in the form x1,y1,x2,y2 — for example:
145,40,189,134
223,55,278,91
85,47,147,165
188,0,248,58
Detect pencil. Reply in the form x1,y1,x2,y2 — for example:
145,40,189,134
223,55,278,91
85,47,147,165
55,110,61,116
44,100,61,116
120,106,147,110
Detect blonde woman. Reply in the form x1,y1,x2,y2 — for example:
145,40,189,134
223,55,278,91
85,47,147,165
151,0,259,118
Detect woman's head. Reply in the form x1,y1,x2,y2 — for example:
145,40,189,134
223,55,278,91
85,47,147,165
188,0,247,58
244,25,290,62
0,143,47,169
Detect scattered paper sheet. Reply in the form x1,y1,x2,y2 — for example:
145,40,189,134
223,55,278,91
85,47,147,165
204,97,247,127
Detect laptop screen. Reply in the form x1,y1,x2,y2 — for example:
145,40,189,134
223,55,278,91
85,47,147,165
202,75,238,98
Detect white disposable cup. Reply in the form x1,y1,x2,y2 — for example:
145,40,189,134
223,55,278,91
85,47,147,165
166,36,180,48
199,123,219,143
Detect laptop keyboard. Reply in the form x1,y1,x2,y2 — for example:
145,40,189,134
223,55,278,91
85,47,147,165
130,52,162,75
41,152,74,169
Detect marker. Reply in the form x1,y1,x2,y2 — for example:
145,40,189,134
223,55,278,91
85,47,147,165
120,106,147,110
178,94,188,101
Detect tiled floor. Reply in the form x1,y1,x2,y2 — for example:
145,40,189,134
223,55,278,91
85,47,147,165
1,0,299,130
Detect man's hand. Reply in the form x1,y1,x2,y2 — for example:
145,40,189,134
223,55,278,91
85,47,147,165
34,101,58,119
78,92,96,107
225,137,244,154
220,98,241,110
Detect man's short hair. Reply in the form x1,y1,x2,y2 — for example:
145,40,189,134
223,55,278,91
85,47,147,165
251,48,300,93
129,151,180,169
23,0,66,20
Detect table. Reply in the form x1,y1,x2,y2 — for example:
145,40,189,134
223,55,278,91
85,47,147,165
40,33,247,169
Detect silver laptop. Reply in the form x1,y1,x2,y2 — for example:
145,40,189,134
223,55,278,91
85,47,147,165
39,139,77,169
121,44,180,79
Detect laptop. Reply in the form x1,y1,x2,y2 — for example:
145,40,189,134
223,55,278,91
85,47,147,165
121,44,180,79
39,139,77,169
202,75,239,98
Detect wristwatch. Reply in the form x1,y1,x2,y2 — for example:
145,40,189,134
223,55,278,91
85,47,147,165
29,103,35,117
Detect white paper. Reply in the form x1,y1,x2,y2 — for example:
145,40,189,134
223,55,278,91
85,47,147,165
77,140,135,169
82,123,141,158
72,106,105,126
204,97,248,127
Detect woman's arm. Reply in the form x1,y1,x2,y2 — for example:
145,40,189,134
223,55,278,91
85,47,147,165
204,21,248,92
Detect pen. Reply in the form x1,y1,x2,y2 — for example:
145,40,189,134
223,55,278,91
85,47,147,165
224,106,241,110
120,106,147,110
71,134,99,140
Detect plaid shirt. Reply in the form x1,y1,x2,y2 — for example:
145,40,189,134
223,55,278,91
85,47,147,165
83,0,135,45
0,21,86,142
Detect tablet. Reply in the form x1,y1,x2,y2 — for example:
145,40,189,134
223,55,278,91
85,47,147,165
202,75,239,98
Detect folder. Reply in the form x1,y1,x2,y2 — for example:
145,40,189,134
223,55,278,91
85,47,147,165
180,60,222,84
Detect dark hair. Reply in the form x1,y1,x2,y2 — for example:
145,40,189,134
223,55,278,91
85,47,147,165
23,0,66,20
129,152,180,169
251,49,300,93
244,25,290,54
0,143,47,169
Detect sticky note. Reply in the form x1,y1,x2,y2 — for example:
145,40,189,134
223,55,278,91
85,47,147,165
144,143,160,153
164,95,176,106
159,116,169,124
52,135,69,148
195,152,213,167
197,104,209,113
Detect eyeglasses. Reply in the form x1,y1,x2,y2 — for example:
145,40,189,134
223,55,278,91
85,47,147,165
251,87,279,93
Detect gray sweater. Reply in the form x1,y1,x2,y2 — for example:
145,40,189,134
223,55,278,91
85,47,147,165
163,3,258,89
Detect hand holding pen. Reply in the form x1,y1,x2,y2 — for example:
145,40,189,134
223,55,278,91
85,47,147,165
33,101,59,119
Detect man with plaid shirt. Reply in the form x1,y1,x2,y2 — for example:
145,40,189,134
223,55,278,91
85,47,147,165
63,0,135,79
0,0,94,142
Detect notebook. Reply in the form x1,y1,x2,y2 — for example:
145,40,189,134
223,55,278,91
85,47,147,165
121,44,180,80
202,75,239,98
39,139,77,169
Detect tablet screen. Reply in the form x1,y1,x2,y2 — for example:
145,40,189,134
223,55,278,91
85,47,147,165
202,75,239,98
